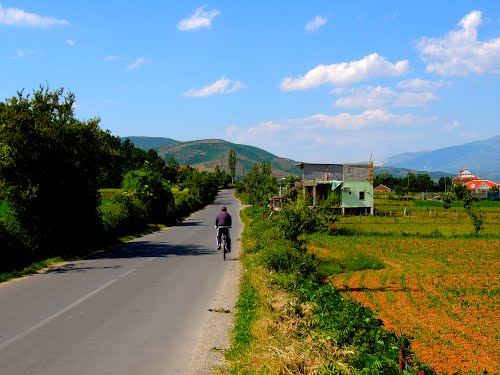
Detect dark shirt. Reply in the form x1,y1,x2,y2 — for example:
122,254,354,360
215,212,232,227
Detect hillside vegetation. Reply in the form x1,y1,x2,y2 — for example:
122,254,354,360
121,136,179,150
156,138,300,177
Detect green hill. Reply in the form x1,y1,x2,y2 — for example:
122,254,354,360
156,139,299,177
121,136,179,150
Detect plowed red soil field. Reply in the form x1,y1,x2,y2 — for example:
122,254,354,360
312,236,500,374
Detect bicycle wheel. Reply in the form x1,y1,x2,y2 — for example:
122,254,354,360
222,233,227,261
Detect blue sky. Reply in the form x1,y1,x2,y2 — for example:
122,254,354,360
2,1,500,164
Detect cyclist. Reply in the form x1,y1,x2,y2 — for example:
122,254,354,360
215,206,232,252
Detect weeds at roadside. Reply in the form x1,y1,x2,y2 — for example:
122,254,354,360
0,257,64,283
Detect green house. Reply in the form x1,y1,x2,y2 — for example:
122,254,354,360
296,162,374,215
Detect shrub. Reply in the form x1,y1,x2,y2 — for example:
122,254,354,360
0,218,32,272
100,194,148,238
276,200,318,241
122,166,174,222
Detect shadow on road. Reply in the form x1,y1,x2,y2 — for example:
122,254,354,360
44,243,215,274
94,242,214,260
45,264,122,274
176,221,205,227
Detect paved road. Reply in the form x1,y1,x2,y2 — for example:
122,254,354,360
0,189,242,375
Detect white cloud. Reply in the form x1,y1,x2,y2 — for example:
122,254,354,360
308,110,421,129
280,53,409,91
335,86,438,108
305,15,327,32
443,120,462,131
0,3,69,26
177,6,220,31
225,110,435,163
126,57,148,71
65,39,76,47
184,77,246,97
13,48,37,58
104,55,120,62
418,10,500,75
397,78,448,91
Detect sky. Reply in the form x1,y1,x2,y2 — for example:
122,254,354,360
2,1,500,164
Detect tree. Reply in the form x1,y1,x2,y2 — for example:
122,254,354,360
228,149,237,184
451,183,485,234
0,86,106,254
122,163,174,221
98,131,125,188
163,156,179,183
438,177,453,193
240,162,278,205
374,172,399,190
214,165,231,189
414,174,435,192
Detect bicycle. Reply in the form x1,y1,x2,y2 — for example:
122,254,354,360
218,226,231,261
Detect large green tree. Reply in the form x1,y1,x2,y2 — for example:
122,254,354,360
0,87,106,255
238,162,278,205
228,149,237,184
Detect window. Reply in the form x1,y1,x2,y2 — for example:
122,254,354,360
359,191,365,200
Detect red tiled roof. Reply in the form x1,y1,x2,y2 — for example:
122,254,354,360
373,184,392,192
464,180,498,190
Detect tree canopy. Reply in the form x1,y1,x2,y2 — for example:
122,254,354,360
0,87,106,254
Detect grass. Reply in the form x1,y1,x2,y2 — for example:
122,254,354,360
99,188,122,207
0,257,65,283
225,268,259,360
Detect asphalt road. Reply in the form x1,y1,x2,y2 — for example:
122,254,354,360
0,189,243,375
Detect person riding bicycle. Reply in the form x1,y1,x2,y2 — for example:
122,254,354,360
215,206,232,252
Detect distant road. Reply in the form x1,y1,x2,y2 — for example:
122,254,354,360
0,189,243,375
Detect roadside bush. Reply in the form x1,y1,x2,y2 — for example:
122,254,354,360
261,241,319,279
276,200,318,241
100,194,148,238
0,217,33,272
122,166,174,222
172,193,203,222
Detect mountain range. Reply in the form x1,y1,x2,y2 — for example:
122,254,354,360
380,135,500,182
122,135,500,181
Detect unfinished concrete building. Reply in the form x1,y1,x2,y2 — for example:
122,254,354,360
296,162,374,215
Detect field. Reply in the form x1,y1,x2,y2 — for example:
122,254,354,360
308,196,500,374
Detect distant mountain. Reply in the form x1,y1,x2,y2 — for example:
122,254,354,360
374,166,454,180
122,136,179,150
154,139,300,177
381,135,500,182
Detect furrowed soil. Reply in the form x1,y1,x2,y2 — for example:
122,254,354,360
311,236,500,374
